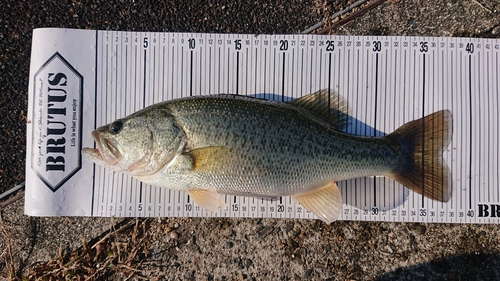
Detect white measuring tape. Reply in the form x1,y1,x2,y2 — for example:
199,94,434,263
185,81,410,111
26,29,500,223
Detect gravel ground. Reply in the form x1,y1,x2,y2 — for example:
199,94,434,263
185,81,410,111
1,0,500,280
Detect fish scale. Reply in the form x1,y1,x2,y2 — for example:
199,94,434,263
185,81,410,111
167,95,396,194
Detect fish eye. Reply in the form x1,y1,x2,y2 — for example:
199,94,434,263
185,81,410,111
109,120,123,134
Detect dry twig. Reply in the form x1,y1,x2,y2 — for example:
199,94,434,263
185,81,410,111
0,213,16,279
28,217,155,280
318,0,389,34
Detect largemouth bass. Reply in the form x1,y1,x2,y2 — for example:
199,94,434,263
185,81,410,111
82,90,452,223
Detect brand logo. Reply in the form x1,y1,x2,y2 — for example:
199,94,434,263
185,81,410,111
477,204,500,218
32,52,83,192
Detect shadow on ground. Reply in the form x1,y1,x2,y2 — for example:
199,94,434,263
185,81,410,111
377,253,500,281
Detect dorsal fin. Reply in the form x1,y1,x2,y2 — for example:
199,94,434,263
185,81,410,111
288,89,350,130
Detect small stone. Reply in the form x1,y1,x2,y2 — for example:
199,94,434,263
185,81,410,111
285,222,294,233
381,245,394,254
245,259,253,268
343,227,356,240
289,239,299,249
170,231,178,239
352,264,363,274
257,225,274,239
152,248,161,257
414,224,426,235
491,25,500,35
408,18,417,29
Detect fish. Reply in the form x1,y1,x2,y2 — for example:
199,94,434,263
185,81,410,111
82,89,453,223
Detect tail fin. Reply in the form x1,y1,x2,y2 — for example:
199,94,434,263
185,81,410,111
387,110,453,202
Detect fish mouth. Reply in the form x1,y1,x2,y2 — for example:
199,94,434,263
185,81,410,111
89,130,122,166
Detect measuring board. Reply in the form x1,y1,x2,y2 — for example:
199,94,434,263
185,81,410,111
26,28,500,223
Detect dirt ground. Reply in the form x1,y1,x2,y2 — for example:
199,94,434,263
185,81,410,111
1,0,500,280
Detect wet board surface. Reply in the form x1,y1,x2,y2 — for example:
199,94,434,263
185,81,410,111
26,28,500,223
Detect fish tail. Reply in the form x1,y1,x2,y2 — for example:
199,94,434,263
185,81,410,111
386,110,453,202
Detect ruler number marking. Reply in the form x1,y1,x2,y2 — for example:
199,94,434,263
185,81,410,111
467,210,475,217
231,203,239,211
325,40,334,52
277,205,284,212
188,38,195,49
279,39,288,50
466,43,474,54
420,41,428,52
234,39,242,50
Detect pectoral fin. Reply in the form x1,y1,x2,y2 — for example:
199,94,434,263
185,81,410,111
292,181,342,224
187,189,227,212
186,146,232,172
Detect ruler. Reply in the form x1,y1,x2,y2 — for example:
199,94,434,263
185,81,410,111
26,28,500,223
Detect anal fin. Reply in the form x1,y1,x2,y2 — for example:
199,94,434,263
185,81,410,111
187,189,227,212
292,181,342,224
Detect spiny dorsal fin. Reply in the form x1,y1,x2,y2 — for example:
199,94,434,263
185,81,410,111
288,89,350,130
